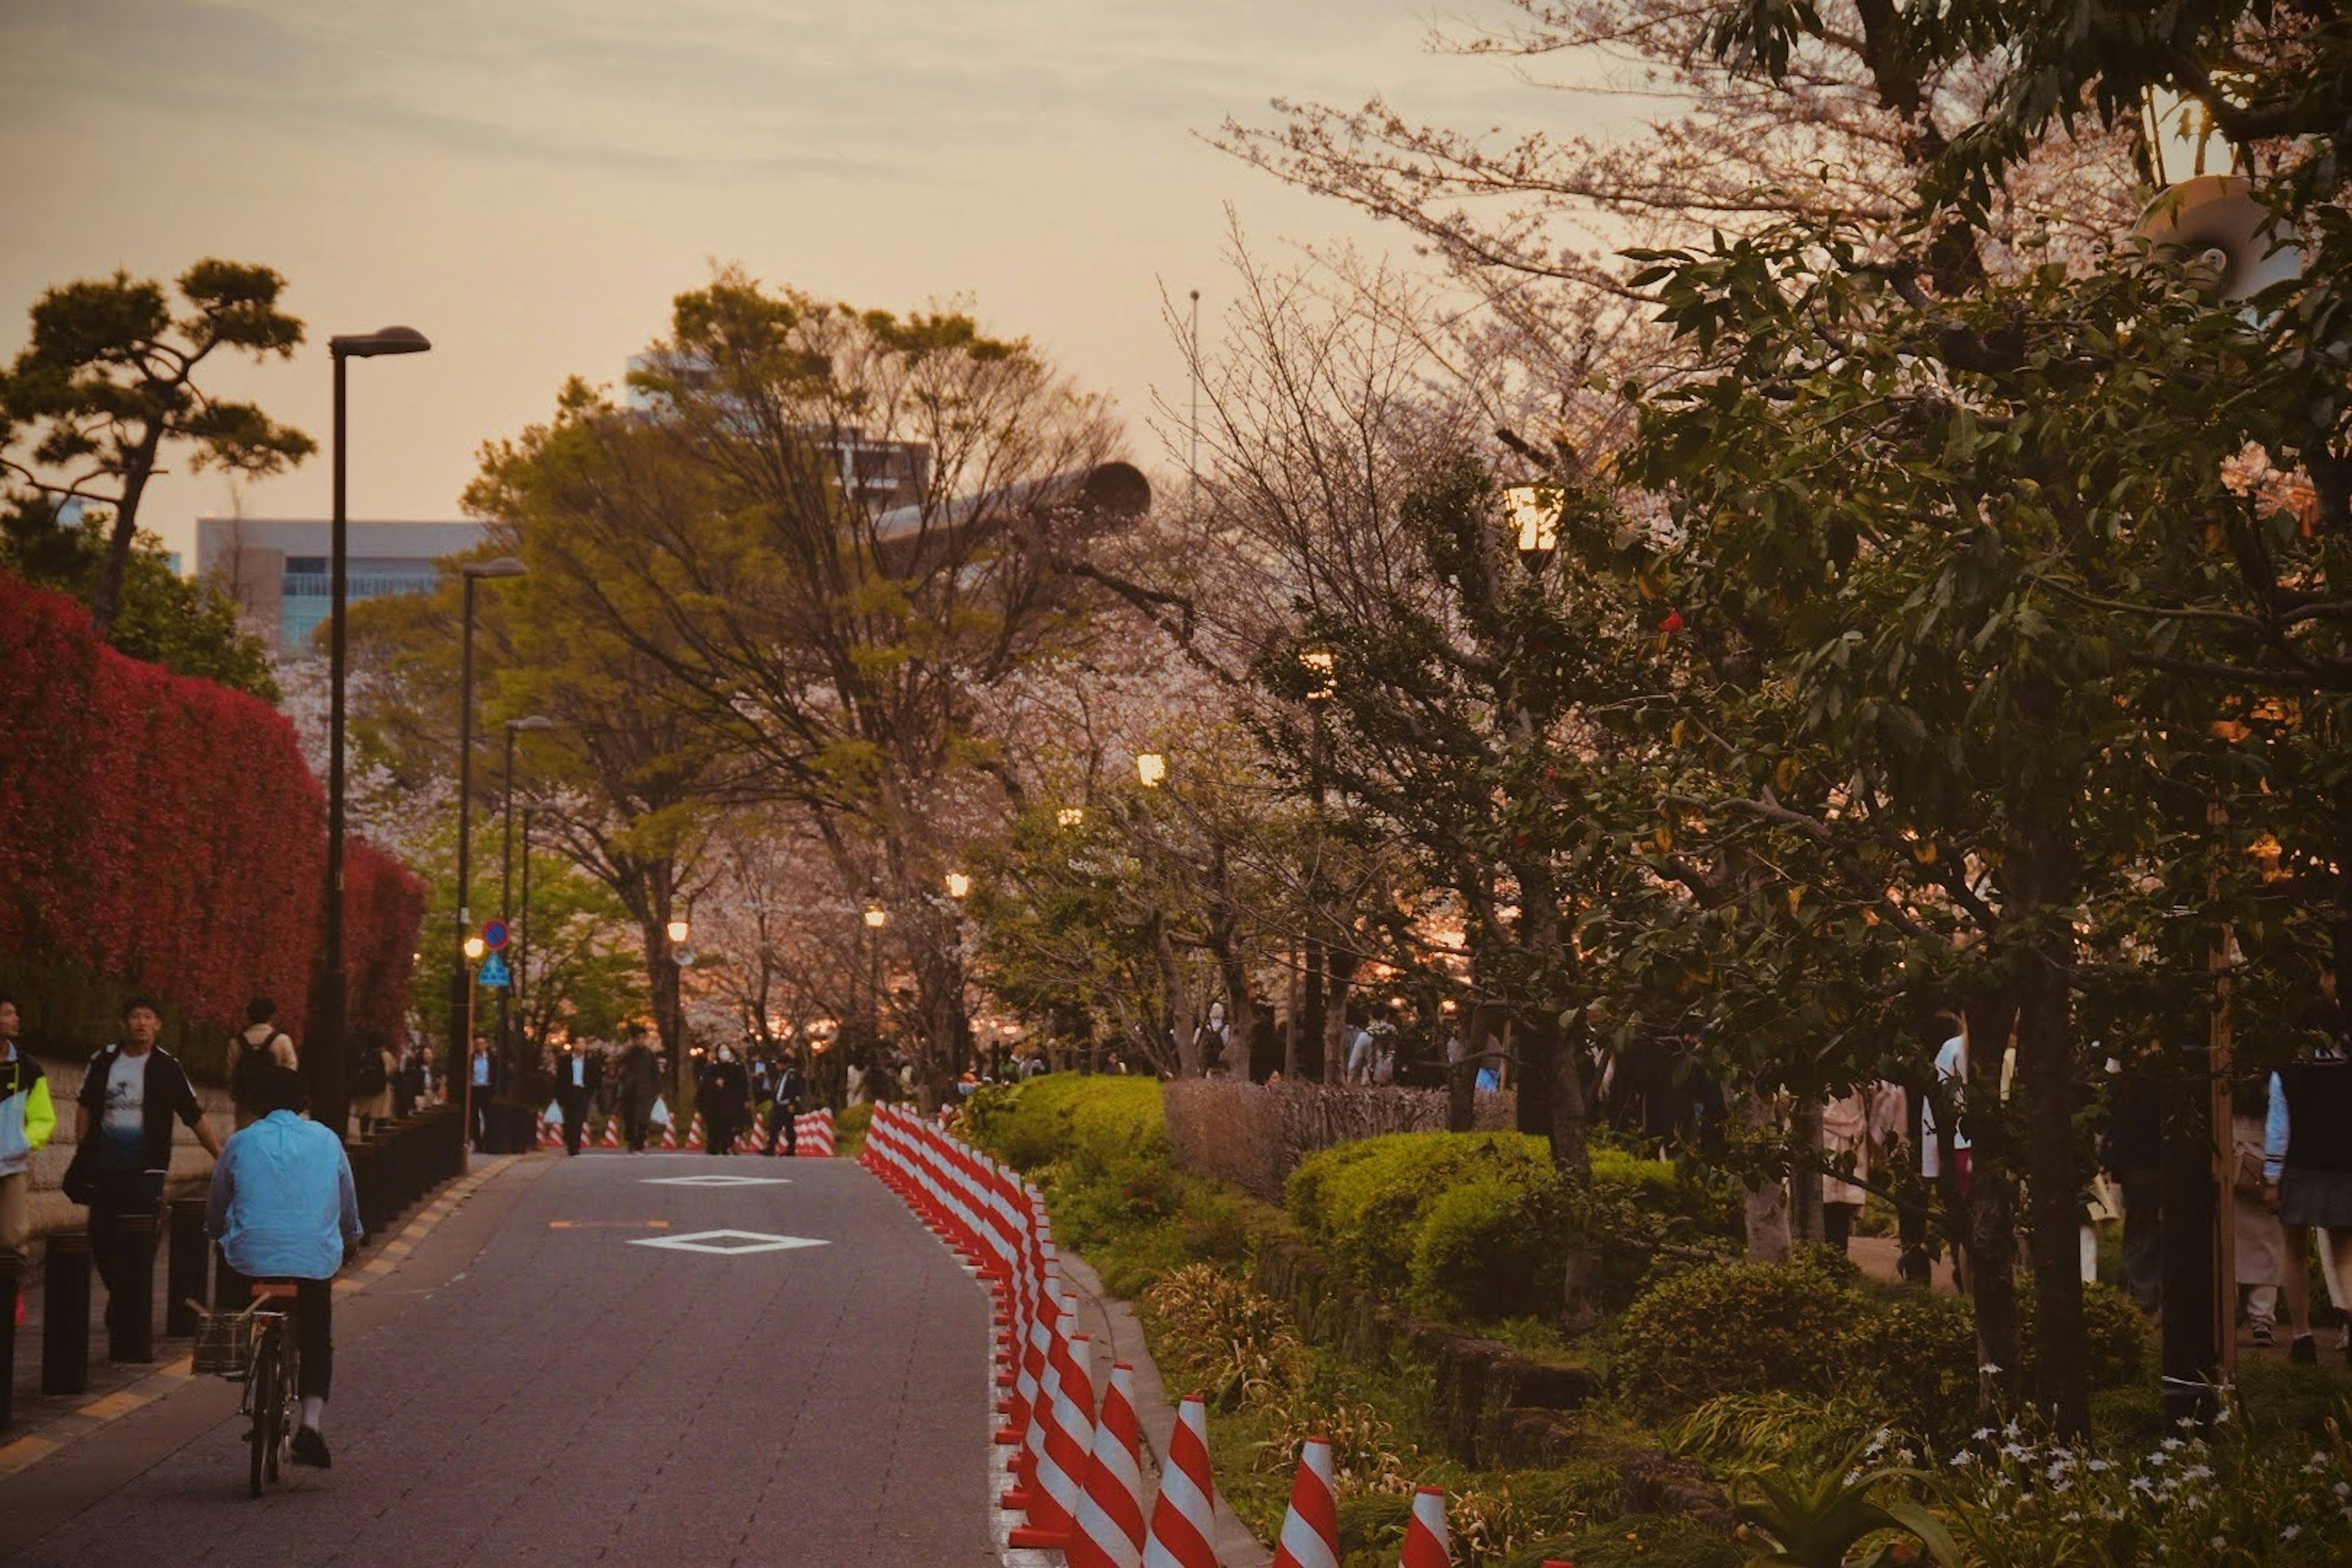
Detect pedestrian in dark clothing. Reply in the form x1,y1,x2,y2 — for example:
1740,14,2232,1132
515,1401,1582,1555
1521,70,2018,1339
2100,1057,2165,1313
551,1044,603,1156
614,1028,660,1152
764,1060,804,1156
699,1047,749,1155
70,997,222,1330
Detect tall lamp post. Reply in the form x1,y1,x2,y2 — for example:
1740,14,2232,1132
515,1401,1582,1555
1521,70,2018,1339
863,902,889,1069
665,910,693,1102
447,556,527,1132
516,801,548,1066
944,872,972,1074
1298,650,1334,1081
320,325,431,1137
498,715,554,1082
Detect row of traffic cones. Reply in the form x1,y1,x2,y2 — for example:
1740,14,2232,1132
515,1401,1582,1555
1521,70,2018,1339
864,1101,1538,1567
863,1104,1233,1565
531,1106,837,1154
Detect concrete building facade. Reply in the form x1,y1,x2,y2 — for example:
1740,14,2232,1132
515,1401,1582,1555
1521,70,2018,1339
195,517,488,654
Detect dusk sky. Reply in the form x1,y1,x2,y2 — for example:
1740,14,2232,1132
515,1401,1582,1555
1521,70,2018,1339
1,0,1613,564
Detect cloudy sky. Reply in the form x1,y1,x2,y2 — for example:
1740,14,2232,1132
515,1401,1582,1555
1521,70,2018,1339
1,0,1623,563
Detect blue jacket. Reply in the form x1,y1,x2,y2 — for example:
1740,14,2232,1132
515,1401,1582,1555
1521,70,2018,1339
205,1110,362,1280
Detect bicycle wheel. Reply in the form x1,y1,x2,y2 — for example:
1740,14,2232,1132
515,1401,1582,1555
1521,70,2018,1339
273,1329,300,1482
248,1324,279,1498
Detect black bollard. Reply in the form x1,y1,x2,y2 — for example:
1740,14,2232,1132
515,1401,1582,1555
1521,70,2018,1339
213,1243,252,1313
42,1231,91,1395
166,1198,209,1336
0,1251,17,1428
110,1211,157,1363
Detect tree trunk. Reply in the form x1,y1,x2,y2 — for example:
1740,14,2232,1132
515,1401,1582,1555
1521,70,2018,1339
1789,1099,1825,1244
1742,1092,1793,1261
2015,801,2089,1436
1300,938,1326,1080
88,430,160,636
1963,998,2022,1416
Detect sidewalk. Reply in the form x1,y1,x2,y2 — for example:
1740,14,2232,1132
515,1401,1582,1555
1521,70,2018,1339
1,1152,525,1476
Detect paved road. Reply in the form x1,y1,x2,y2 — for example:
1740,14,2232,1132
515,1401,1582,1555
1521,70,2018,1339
1,1153,998,1567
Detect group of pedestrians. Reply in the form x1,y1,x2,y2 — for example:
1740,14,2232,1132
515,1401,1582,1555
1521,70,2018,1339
535,1027,807,1159
2,993,360,1467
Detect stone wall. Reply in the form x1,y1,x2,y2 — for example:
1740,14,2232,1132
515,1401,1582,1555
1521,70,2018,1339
1161,1078,1517,1204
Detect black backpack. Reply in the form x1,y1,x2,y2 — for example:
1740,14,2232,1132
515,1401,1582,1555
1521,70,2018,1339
352,1045,388,1097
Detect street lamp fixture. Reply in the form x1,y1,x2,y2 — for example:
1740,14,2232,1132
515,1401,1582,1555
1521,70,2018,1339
1136,752,1167,789
666,916,693,946
1299,649,1336,704
1504,483,1561,571
464,935,488,963
945,871,972,900
863,903,889,930
320,323,432,1136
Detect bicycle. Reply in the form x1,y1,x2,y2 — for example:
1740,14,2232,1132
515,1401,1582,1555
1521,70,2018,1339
194,1282,301,1497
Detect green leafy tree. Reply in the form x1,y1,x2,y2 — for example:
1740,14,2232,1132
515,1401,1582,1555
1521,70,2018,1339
0,261,313,634
1,497,277,698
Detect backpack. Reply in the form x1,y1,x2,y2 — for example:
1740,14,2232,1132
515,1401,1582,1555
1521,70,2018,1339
352,1046,388,1097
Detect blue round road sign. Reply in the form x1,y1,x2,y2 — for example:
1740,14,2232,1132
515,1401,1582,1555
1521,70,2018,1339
481,919,510,951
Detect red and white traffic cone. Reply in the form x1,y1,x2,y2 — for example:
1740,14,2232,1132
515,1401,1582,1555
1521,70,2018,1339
1068,1362,1146,1568
1270,1436,1340,1568
659,1118,678,1150
601,1115,621,1150
1142,1393,1220,1568
1011,1327,1095,1550
1398,1486,1450,1568
685,1112,706,1150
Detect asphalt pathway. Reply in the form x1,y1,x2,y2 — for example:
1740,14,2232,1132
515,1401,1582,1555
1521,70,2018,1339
0,1153,998,1567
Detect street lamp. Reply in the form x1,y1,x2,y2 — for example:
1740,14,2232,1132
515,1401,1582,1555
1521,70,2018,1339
1503,483,1562,571
1136,752,1167,789
863,902,889,1066
517,801,548,1058
497,716,554,1080
1297,648,1335,1080
448,555,527,1125
945,870,972,900
321,324,431,1137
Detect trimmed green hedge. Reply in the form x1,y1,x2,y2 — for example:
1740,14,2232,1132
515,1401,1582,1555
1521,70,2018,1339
1284,1130,1736,1324
962,1074,1253,1296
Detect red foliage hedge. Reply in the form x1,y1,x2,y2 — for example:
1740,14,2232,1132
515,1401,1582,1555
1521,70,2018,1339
0,571,424,1065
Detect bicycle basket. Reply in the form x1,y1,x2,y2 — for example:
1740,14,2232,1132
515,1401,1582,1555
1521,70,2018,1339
192,1309,260,1378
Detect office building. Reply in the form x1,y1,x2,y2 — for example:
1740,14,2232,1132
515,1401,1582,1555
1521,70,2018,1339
196,517,488,654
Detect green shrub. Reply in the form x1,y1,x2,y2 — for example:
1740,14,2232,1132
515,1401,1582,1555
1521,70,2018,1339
1291,1131,1560,1286
1613,1253,1855,1417
1335,1490,1412,1553
1841,1286,1980,1447
1500,1513,1742,1568
1407,1174,1567,1322
2016,1277,2149,1393
1141,1264,1310,1410
832,1101,872,1158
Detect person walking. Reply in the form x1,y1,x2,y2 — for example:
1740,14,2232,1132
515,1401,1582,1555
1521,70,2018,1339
2233,1077,2288,1346
391,1038,421,1120
227,997,298,1129
2100,1052,2164,1314
207,1063,362,1469
1820,1089,1872,1254
352,1030,396,1136
2264,988,2352,1364
614,1026,660,1152
70,996,221,1334
699,1046,748,1156
466,1037,497,1150
1,995,58,1324
764,1056,804,1157
551,1041,602,1156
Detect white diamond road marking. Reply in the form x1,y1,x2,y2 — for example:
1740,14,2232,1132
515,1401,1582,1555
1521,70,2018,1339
628,1229,829,1256
640,1174,791,1187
